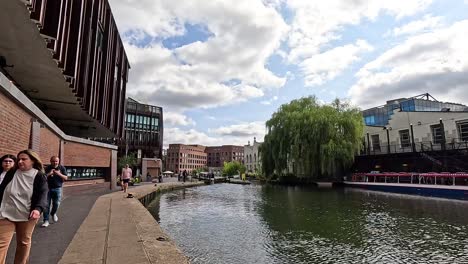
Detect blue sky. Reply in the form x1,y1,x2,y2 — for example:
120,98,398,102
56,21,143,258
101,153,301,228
109,0,468,148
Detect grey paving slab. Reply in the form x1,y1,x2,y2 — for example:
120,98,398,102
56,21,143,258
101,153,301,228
58,181,204,264
6,183,113,264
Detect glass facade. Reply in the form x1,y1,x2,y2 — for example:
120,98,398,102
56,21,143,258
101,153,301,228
122,98,163,159
66,167,107,179
363,98,467,126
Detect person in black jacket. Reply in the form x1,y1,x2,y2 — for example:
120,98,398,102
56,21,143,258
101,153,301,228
0,154,16,185
0,149,48,264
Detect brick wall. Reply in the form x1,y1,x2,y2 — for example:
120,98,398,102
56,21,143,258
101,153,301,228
0,92,31,155
39,127,61,163
64,142,111,167
0,90,113,170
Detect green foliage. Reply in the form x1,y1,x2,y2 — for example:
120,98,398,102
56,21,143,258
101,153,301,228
192,167,209,176
260,96,364,180
118,153,138,172
222,161,246,177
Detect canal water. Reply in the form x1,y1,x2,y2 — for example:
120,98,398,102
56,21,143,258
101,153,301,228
146,184,468,264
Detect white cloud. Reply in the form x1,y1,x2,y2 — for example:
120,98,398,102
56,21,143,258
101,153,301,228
110,0,288,113
164,127,220,149
210,122,266,138
390,14,444,37
299,40,373,86
349,20,468,109
164,121,266,148
261,96,279,105
164,112,196,126
284,0,432,86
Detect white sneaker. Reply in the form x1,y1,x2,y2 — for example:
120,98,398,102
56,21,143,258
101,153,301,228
41,221,49,227
53,214,59,222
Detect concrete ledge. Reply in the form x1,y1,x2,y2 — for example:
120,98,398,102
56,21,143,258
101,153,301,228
59,182,205,264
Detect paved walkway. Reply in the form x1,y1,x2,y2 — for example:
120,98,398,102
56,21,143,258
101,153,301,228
58,180,203,264
6,183,114,264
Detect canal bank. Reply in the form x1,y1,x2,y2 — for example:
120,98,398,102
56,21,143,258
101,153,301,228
58,181,205,264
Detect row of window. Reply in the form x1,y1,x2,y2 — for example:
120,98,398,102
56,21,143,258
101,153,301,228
245,154,258,163
66,167,106,179
127,103,161,114
167,152,206,159
364,99,467,126
207,152,243,156
125,114,159,130
168,164,205,170
370,121,468,150
125,131,160,143
167,158,206,164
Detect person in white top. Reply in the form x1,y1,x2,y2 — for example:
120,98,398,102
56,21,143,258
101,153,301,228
0,154,16,185
0,150,48,264
121,164,132,193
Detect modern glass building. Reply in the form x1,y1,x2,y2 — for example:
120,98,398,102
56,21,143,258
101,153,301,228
121,98,164,159
363,93,468,126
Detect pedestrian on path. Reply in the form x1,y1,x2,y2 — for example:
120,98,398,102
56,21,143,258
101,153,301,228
0,149,48,264
0,154,16,185
121,164,132,193
42,156,67,227
183,170,187,182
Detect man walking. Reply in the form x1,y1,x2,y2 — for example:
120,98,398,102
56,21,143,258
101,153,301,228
121,164,132,193
42,156,67,227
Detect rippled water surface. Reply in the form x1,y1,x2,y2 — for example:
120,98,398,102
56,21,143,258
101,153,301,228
146,184,468,264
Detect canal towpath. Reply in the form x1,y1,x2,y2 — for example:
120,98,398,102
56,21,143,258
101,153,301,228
6,177,202,264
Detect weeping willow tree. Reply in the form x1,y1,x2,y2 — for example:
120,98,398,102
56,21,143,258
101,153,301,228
260,96,364,181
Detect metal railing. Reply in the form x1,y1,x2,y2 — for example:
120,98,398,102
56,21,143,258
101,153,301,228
361,138,468,156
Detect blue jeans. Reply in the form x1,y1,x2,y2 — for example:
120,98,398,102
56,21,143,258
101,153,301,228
43,187,62,222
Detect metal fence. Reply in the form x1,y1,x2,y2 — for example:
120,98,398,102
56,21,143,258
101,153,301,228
361,138,468,156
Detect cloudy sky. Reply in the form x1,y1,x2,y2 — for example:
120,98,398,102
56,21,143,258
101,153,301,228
108,0,468,148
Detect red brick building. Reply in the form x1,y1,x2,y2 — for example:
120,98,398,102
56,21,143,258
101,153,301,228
166,144,207,174
206,145,244,168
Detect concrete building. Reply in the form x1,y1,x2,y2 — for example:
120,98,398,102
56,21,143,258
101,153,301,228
244,137,262,174
357,94,468,173
166,144,207,174
0,0,129,187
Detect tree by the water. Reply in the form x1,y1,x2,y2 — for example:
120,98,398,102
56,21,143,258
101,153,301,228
260,96,364,181
222,161,246,177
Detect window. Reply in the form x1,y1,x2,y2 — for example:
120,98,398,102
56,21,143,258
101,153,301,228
399,129,411,148
431,124,443,144
458,121,468,141
96,23,104,50
371,135,381,152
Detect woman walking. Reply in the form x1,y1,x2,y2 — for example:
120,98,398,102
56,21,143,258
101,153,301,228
0,150,48,264
0,154,16,185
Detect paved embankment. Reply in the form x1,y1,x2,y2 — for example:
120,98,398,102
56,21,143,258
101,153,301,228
59,181,205,264
6,183,113,264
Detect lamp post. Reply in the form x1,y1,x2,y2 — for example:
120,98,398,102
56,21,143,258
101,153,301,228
440,118,446,151
410,123,416,152
366,133,371,155
385,127,391,154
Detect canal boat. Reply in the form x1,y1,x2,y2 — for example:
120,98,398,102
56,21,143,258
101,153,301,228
345,172,468,200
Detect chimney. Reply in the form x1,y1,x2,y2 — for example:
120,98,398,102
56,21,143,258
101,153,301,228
248,141,250,146
254,137,256,143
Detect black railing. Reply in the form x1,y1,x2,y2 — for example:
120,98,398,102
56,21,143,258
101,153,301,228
361,138,468,156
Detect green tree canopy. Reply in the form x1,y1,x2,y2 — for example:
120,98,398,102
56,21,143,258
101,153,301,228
223,161,246,177
260,96,364,180
118,153,138,172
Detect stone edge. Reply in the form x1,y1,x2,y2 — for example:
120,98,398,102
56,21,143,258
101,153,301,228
58,182,205,264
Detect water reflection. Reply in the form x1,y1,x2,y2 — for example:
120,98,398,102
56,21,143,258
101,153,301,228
146,184,468,264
